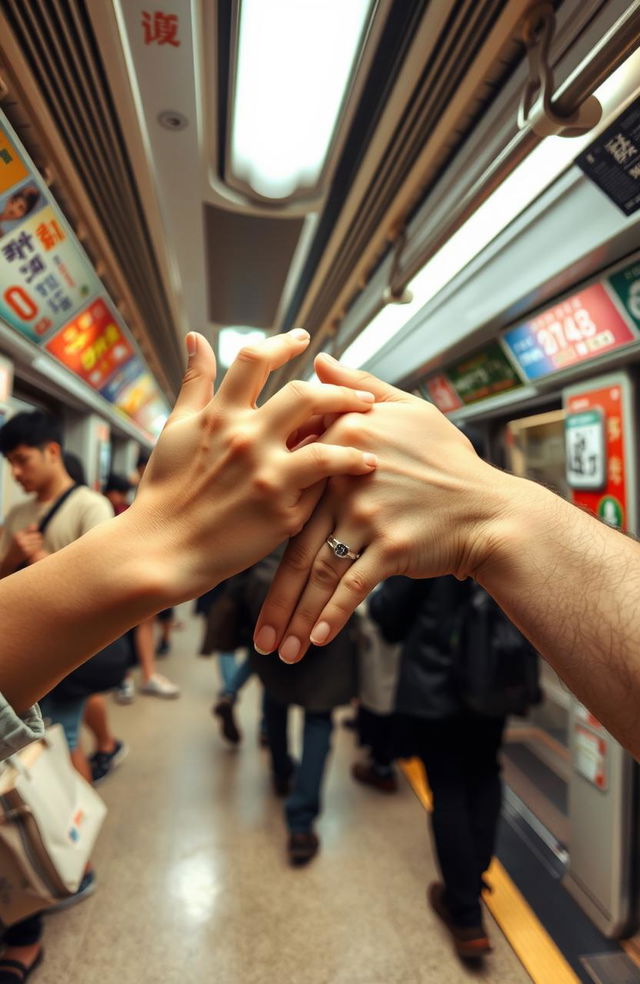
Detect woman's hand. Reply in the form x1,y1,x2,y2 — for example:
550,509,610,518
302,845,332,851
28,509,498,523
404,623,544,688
254,355,507,662
129,332,378,602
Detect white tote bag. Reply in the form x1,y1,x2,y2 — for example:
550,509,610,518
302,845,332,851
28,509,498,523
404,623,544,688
0,724,107,925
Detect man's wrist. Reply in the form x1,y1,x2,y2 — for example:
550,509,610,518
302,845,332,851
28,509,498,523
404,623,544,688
470,471,562,592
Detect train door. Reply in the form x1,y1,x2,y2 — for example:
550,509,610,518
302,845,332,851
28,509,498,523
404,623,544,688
501,374,639,938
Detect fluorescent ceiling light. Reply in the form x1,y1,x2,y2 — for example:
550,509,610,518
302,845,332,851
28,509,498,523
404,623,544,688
341,47,640,369
218,327,267,368
230,0,372,199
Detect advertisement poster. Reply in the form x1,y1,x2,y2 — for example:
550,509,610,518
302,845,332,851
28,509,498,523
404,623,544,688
565,382,627,531
445,341,522,404
45,297,134,390
504,284,637,381
576,95,640,216
425,374,463,413
0,109,170,436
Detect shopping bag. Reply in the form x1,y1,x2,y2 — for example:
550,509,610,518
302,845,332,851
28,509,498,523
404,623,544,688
0,724,107,925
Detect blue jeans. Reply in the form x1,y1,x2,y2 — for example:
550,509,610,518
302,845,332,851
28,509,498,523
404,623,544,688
218,653,253,696
39,694,86,750
263,693,333,833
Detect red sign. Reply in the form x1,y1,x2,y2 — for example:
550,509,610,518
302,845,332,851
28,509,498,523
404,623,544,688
566,382,627,531
45,297,134,390
141,10,181,46
504,283,637,380
426,374,463,413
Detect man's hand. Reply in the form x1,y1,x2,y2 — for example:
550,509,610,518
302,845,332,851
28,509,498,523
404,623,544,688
254,355,505,662
14,525,49,565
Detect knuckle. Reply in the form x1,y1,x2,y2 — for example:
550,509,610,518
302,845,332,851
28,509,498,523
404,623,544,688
332,414,366,446
235,344,263,365
227,426,254,456
342,569,371,597
383,532,411,562
283,539,316,572
311,555,340,588
285,379,310,403
252,469,278,496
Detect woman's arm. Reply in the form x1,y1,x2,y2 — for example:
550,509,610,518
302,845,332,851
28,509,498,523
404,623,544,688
0,331,378,713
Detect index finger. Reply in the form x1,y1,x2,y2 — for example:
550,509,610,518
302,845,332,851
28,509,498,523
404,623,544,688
216,329,310,407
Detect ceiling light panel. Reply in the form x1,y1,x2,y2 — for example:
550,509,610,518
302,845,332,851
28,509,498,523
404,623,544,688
229,0,374,202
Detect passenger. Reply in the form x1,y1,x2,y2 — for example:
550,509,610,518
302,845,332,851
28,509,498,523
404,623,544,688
103,472,133,514
130,451,180,698
62,451,87,486
0,329,377,753
0,183,41,236
201,576,258,745
0,411,118,783
349,597,401,793
369,574,536,959
255,353,640,761
240,547,358,866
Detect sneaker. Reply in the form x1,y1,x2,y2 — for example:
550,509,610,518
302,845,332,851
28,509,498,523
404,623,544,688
140,673,180,699
212,696,241,744
155,639,170,656
351,761,398,793
288,831,320,866
48,870,97,913
428,882,492,959
114,677,135,704
90,740,129,784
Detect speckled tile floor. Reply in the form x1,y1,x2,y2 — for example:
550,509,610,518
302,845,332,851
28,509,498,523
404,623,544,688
38,607,532,983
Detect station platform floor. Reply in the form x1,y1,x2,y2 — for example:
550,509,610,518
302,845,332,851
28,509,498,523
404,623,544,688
39,608,533,984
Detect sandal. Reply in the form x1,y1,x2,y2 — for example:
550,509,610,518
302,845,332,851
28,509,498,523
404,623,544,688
0,949,44,982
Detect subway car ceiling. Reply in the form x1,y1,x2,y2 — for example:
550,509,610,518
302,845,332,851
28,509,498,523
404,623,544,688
0,0,639,434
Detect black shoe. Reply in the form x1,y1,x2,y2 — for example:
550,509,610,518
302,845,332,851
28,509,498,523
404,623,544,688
213,696,241,744
288,831,319,866
428,882,492,959
351,761,398,793
156,639,170,656
272,769,293,797
90,740,128,784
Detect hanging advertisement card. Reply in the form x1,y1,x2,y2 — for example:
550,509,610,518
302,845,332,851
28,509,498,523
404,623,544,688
45,297,134,390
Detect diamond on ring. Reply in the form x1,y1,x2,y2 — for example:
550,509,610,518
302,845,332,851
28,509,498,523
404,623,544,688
326,535,360,562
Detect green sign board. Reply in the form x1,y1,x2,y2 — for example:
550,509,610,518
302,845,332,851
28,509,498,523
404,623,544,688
445,341,522,405
608,260,640,330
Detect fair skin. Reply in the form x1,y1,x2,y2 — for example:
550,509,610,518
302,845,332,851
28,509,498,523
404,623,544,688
0,330,377,714
255,356,640,761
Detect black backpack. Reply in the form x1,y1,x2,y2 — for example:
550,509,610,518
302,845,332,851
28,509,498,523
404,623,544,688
451,585,542,718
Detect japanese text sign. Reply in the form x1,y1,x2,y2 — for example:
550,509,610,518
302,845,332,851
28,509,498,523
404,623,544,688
577,96,640,216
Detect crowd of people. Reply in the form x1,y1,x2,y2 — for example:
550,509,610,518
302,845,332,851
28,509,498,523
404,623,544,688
0,328,639,977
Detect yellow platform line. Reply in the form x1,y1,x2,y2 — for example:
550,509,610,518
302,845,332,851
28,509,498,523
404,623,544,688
399,758,581,984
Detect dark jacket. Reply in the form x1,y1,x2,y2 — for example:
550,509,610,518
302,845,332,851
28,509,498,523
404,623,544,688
238,549,357,712
369,575,472,720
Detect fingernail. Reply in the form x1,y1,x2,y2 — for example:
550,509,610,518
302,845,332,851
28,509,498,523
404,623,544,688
291,329,310,341
356,390,375,402
310,621,331,645
322,353,338,364
363,453,377,468
279,636,301,663
186,333,197,357
254,625,276,655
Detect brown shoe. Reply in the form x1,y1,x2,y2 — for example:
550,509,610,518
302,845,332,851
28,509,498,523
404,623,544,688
351,761,398,793
428,882,492,959
287,831,320,866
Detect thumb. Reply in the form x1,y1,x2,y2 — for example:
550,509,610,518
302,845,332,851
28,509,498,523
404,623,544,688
314,353,406,403
169,333,217,421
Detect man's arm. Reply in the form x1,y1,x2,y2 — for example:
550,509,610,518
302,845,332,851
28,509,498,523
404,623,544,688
256,356,640,760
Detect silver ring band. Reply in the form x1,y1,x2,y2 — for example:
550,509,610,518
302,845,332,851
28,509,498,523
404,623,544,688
326,535,360,562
